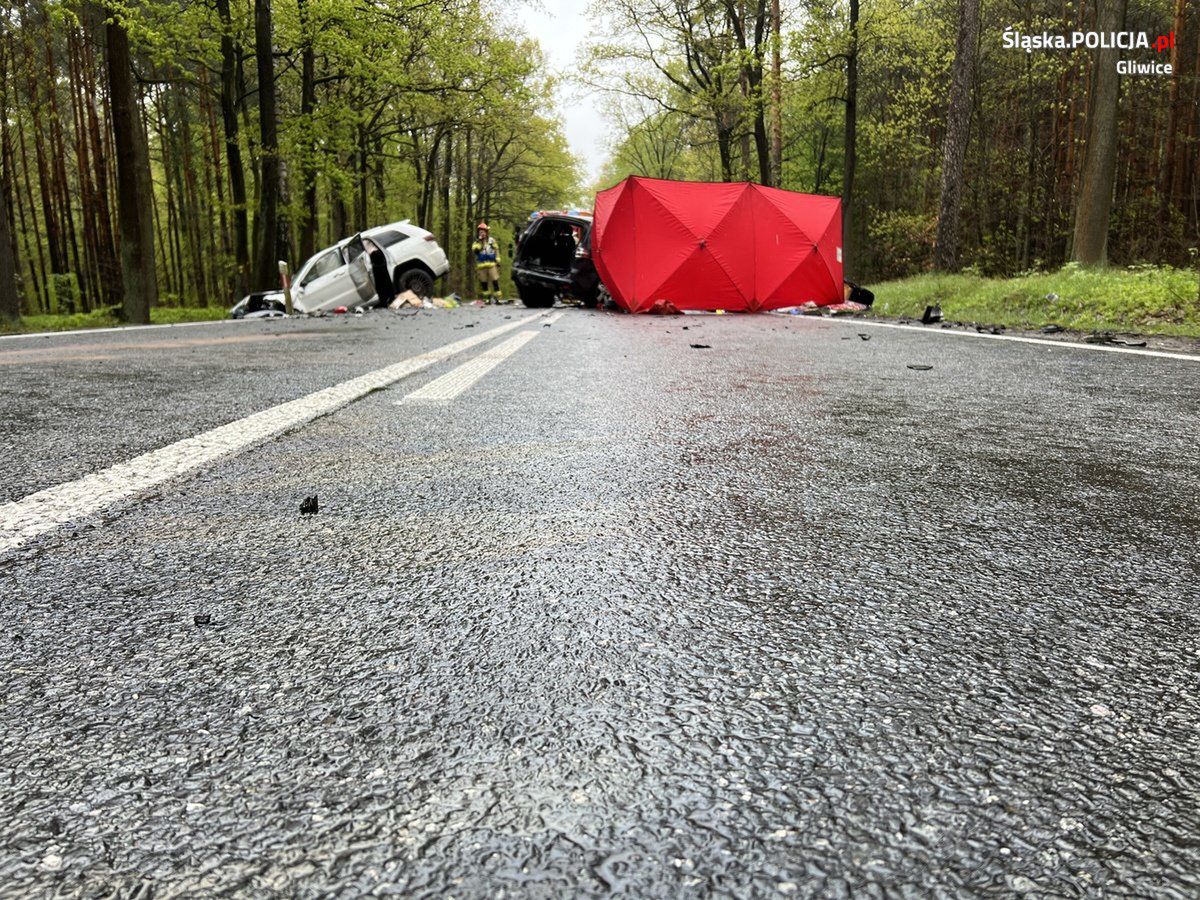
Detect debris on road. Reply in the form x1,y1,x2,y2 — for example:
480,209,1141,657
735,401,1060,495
858,333,871,341
921,304,943,324
1085,332,1147,347
690,343,712,349
647,299,682,315
389,290,423,309
1040,324,1064,334
193,613,212,626
845,281,875,307
774,300,869,317
300,495,319,515
907,364,933,371
1089,703,1113,717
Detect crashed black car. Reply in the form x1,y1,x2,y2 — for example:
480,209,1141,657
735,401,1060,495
512,214,601,308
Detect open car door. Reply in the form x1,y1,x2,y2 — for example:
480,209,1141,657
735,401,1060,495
343,235,376,304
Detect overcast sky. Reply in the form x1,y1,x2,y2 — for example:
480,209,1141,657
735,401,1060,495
515,1,609,184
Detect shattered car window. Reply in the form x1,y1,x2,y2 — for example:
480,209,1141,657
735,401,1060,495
302,250,341,285
373,229,409,247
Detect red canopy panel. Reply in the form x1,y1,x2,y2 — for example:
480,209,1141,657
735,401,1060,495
592,176,843,313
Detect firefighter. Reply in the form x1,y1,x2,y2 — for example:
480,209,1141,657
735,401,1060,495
472,222,502,303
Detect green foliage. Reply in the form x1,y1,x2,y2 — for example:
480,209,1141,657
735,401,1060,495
1,305,229,335
872,266,1200,337
592,0,1196,280
2,0,581,321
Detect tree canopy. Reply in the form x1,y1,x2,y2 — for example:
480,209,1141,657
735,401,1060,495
0,0,582,319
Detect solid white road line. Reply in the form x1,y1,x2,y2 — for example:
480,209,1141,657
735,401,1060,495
399,330,540,405
0,313,544,556
832,317,1200,364
0,318,250,342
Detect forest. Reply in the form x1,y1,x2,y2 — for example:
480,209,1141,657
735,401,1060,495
0,0,1195,327
0,0,579,323
588,0,1197,283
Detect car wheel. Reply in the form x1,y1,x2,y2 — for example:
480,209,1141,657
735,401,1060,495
517,283,554,308
395,268,434,298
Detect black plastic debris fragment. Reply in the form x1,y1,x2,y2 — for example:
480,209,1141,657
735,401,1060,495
300,495,319,515
1086,331,1146,347
975,324,1003,335
858,333,871,341
689,343,712,349
1040,324,1064,334
193,613,212,626
921,304,943,324
906,364,933,371
47,817,63,836
846,281,875,307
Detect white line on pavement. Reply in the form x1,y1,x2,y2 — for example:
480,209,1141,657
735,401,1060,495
831,317,1200,363
397,310,563,406
0,318,250,342
0,313,545,556
399,330,540,405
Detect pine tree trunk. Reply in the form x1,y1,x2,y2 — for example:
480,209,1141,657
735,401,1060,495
253,0,281,290
298,0,318,263
80,19,120,307
842,0,859,279
769,0,782,185
1071,0,1127,266
1156,0,1185,246
932,0,981,271
215,0,249,295
0,162,18,321
104,7,157,322
0,59,18,322
440,133,451,260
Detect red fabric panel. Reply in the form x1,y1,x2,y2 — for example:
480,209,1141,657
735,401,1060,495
704,185,756,306
630,180,703,309
592,176,843,313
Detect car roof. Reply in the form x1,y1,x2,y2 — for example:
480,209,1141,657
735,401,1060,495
532,214,591,227
331,221,420,248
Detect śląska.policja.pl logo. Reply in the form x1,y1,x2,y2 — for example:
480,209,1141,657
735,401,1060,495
1001,29,1178,75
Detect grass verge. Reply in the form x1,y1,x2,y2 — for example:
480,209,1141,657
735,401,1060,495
870,264,1200,337
0,305,229,335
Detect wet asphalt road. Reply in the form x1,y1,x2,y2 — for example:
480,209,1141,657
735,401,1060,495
2,308,1198,897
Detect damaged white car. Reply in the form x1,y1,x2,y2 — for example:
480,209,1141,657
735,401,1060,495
231,221,450,317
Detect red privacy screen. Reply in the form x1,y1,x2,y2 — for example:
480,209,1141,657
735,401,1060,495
592,176,843,313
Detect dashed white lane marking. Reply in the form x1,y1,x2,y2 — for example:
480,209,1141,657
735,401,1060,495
833,317,1200,363
0,313,544,556
399,330,540,405
397,311,563,406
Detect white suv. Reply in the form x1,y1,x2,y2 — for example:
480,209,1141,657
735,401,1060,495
232,221,450,316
